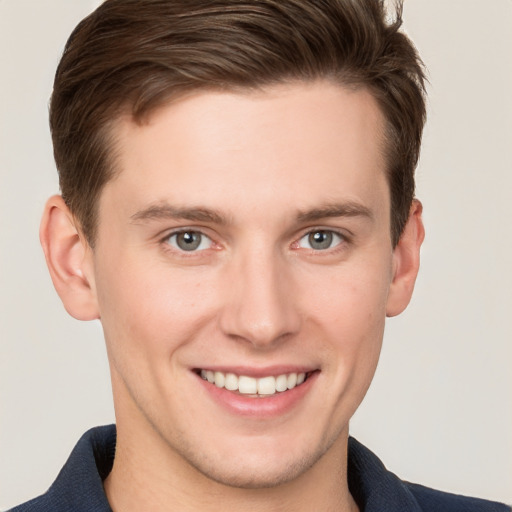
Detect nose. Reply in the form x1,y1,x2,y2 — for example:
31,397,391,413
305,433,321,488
218,248,301,349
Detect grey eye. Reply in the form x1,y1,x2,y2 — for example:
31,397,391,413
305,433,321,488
167,231,212,252
298,230,343,251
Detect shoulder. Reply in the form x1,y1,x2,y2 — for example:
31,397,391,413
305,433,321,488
406,482,511,512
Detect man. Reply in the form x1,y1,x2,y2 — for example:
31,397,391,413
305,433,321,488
9,0,510,511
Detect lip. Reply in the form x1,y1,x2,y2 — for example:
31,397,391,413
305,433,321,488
193,367,319,417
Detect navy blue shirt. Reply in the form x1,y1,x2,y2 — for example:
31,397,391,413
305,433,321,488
10,425,510,511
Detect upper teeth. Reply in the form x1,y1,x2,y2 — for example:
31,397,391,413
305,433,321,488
200,370,307,395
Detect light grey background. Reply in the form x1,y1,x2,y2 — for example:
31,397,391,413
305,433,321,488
1,0,511,509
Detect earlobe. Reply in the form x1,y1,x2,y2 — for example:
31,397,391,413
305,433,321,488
386,199,425,317
40,195,100,321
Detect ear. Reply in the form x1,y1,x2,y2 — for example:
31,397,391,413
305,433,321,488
386,199,425,317
40,195,100,320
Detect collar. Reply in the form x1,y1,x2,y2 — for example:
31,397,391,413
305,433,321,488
32,425,115,512
348,437,422,511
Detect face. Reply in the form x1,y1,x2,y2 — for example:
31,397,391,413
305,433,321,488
86,81,407,488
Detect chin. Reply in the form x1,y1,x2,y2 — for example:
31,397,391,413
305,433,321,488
188,452,318,489
173,429,340,490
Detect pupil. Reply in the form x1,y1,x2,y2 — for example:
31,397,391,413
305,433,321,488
309,231,332,250
177,232,201,251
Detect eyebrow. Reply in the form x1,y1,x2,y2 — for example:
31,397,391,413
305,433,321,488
130,201,373,226
296,202,374,223
130,204,229,225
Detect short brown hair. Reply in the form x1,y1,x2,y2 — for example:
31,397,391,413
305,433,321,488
50,0,426,247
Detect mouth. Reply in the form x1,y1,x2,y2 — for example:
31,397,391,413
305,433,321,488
194,369,313,397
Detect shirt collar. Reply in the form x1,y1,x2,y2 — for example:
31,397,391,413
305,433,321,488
44,425,115,512
348,436,422,511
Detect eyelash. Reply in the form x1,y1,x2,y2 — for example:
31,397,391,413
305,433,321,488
163,230,216,254
295,229,346,252
161,228,350,257
161,228,350,258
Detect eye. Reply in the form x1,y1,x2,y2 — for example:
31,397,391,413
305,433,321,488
297,230,344,251
166,231,213,252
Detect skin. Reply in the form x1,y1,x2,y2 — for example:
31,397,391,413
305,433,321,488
41,80,424,511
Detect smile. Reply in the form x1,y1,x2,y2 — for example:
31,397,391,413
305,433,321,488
198,369,309,396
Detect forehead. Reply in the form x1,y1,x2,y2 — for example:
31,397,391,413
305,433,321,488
102,81,389,224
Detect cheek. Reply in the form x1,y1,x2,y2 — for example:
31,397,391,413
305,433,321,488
94,255,218,365
307,260,390,333
306,262,390,382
